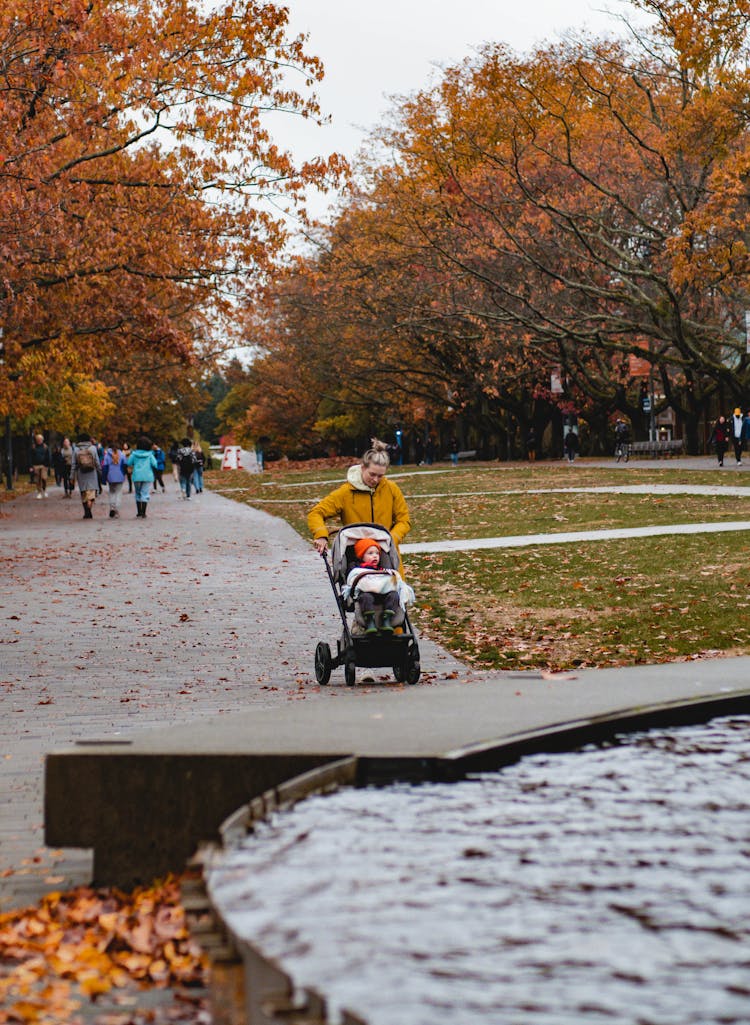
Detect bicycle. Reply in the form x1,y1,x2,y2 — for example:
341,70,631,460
614,439,630,462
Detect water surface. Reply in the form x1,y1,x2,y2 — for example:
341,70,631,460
209,717,750,1024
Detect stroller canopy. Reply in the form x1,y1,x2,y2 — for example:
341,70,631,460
330,523,398,582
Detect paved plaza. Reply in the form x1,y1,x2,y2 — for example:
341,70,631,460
3,458,750,910
0,481,464,911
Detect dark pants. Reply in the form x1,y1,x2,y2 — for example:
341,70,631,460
358,591,400,616
154,469,165,491
733,438,743,463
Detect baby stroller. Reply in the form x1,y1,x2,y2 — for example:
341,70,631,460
314,522,421,686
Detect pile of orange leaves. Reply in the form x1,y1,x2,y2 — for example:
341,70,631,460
0,876,207,1023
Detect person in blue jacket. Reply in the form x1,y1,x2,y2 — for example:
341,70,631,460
126,436,158,518
101,445,128,518
152,443,167,494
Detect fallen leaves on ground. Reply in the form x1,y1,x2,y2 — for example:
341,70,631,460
0,876,208,1024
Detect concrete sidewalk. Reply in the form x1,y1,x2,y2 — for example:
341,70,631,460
0,483,465,911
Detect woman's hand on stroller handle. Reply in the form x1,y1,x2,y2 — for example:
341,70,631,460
314,536,328,555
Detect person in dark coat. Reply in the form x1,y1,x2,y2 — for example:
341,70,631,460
564,430,579,463
30,433,51,498
708,415,729,467
526,427,537,462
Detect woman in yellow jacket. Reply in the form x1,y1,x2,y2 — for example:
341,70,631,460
308,439,411,568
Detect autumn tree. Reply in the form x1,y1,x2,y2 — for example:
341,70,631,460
0,0,341,437
248,0,750,456
357,0,750,450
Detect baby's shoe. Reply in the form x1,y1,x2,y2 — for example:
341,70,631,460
380,611,395,634
364,614,378,635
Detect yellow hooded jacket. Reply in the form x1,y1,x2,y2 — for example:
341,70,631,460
308,464,411,566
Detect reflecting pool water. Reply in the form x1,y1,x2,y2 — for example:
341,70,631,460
208,717,750,1024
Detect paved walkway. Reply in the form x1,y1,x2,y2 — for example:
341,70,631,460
0,483,465,912
402,519,750,554
4,460,750,906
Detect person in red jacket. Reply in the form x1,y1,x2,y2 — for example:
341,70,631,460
709,415,729,467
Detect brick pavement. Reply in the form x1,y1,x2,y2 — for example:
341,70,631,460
0,480,464,913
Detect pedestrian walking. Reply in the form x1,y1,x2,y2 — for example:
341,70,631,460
176,438,196,499
51,445,64,487
152,443,167,493
448,434,459,467
424,435,435,465
168,440,180,484
564,429,579,463
709,415,729,467
30,433,51,499
71,434,101,518
90,437,104,494
526,427,537,462
191,442,205,494
730,408,744,465
120,442,134,492
101,445,127,518
126,436,158,518
60,437,73,497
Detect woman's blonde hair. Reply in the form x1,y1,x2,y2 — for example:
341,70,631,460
361,438,390,469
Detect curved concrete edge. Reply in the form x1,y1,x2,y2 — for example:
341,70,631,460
45,669,750,886
219,756,360,849
188,757,366,1025
197,688,750,1025
443,688,750,770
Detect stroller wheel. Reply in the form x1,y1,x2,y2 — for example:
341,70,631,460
314,642,332,685
405,648,421,685
392,662,405,683
344,659,356,687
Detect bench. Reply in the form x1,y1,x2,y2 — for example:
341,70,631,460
628,439,684,458
442,449,477,462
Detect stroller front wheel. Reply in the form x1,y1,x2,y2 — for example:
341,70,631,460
314,642,332,685
344,658,356,687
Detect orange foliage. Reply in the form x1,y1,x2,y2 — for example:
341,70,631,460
0,877,206,1024
0,0,343,430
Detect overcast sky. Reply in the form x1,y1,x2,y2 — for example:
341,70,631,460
280,0,641,214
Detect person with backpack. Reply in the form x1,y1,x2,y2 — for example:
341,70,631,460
191,442,205,494
125,436,158,518
101,444,127,518
71,434,102,519
152,443,167,493
176,437,196,500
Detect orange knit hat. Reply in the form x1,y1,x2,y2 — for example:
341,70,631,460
354,537,379,560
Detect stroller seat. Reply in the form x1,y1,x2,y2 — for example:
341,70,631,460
314,522,420,686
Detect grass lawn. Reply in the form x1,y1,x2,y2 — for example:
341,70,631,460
207,460,750,670
407,533,750,671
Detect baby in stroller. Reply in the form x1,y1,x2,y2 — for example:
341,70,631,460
343,536,414,635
